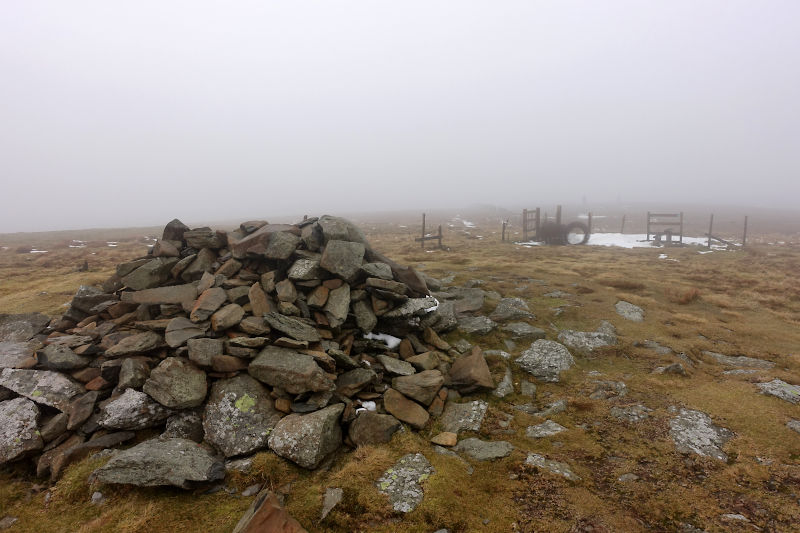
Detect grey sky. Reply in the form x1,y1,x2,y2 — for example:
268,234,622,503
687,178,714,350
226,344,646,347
1,1,798,232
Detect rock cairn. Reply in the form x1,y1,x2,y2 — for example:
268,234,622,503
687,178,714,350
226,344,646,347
0,216,495,487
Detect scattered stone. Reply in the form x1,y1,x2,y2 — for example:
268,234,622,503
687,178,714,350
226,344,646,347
610,404,652,423
448,347,494,393
520,381,537,397
589,380,627,400
457,316,497,335
669,408,734,461
431,432,458,447
702,350,775,369
489,298,534,322
757,379,800,404
618,473,639,482
440,400,488,433
502,322,546,340
348,412,402,446
787,420,800,434
320,487,344,521
525,453,581,481
376,453,435,513
615,301,644,322
526,420,567,438
515,340,574,383
454,438,513,461
383,388,429,429
268,404,344,469
93,438,225,488
557,328,617,354
493,367,514,398
653,363,687,376
232,490,307,533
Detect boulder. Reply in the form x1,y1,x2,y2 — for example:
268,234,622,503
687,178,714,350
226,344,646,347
448,347,494,393
457,316,497,335
392,370,444,406
203,375,282,457
143,357,208,409
0,341,38,369
0,313,50,343
615,301,644,322
249,346,333,395
0,398,42,464
0,368,84,412
515,340,575,382
268,403,344,469
320,240,365,282
756,379,800,404
348,412,401,446
383,388,429,429
93,438,225,488
440,400,488,434
37,344,91,370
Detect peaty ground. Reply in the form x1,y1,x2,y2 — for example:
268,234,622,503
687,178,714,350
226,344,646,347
1,212,800,532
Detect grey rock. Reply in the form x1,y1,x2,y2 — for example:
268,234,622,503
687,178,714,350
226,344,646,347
493,367,514,398
515,340,575,382
637,339,673,355
39,412,68,442
353,300,377,333
0,341,38,369
122,258,179,290
268,403,344,469
187,338,224,367
105,331,164,357
520,381,537,397
502,322,546,340
454,438,513,461
265,231,301,260
383,297,439,319
37,344,91,370
702,351,775,369
376,453,435,513
288,259,322,281
164,317,207,348
590,380,627,400
525,453,581,481
336,368,377,397
249,346,333,394
376,355,416,376
457,316,497,335
98,389,172,430
0,368,84,411
320,487,344,521
361,262,393,280
263,312,320,342
181,248,217,281
324,284,350,328
184,227,227,249
203,375,282,457
526,420,567,438
489,298,534,322
317,215,368,245
557,329,617,354
162,411,204,442
0,398,42,464
515,399,567,417
610,404,652,423
669,408,733,461
440,400,488,433
210,304,245,331
787,420,800,434
190,287,228,322
143,358,207,409
392,370,444,406
0,312,50,342
618,473,639,482
420,300,458,333
615,301,644,322
348,412,401,446
121,284,197,306
653,363,687,376
441,287,485,315
757,379,800,404
93,438,225,488
320,240,365,282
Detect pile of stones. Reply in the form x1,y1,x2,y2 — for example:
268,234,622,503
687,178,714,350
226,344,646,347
0,216,496,487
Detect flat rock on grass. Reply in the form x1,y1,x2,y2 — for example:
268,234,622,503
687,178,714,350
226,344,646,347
526,420,567,438
376,453,435,513
525,453,581,481
502,322,546,340
0,398,43,464
489,298,534,322
348,412,401,446
615,301,644,322
93,438,225,489
515,340,575,383
453,438,513,461
703,351,775,369
610,404,652,423
669,408,734,461
440,400,488,434
457,316,497,335
757,380,800,404
557,329,617,354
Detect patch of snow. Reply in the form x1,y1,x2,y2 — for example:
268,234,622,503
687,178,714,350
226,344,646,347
363,332,402,349
398,225,407,229
578,214,607,219
424,298,440,313
30,250,49,253
658,254,668,259
356,401,377,414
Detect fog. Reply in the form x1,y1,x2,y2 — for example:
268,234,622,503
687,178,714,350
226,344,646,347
1,1,799,232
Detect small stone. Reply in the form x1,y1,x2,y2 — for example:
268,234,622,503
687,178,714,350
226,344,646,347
453,438,513,461
615,301,644,322
376,453,435,513
430,432,458,447
320,487,344,521
526,420,567,438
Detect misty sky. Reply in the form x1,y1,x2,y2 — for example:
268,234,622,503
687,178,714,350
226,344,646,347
1,1,799,232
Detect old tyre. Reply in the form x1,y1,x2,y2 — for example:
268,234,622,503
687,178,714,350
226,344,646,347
563,222,590,245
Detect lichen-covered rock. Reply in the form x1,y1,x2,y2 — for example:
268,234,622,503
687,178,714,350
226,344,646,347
93,438,225,488
0,368,84,412
143,358,207,409
489,298,534,322
440,400,488,434
0,313,50,343
457,316,497,335
526,420,567,439
615,301,644,322
0,398,42,464
515,340,574,382
203,375,282,457
557,329,617,354
669,408,733,461
348,412,401,446
249,346,333,395
105,331,164,357
98,389,173,430
376,453,435,513
453,438,513,461
525,453,581,481
268,404,344,469
756,379,800,404
37,344,91,370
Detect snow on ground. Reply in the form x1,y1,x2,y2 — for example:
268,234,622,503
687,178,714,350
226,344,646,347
363,332,402,349
519,233,735,251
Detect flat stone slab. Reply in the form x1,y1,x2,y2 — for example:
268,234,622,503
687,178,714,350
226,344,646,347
454,438,513,461
526,420,567,438
525,453,581,481
440,400,488,434
615,301,644,322
515,340,574,382
376,453,435,513
0,341,38,369
457,316,497,335
93,438,225,489
702,351,775,369
268,404,344,469
610,404,652,423
489,298,534,322
757,380,800,404
0,313,50,343
383,297,439,319
502,322,546,340
263,313,320,342
0,368,84,412
669,408,734,461
557,330,617,354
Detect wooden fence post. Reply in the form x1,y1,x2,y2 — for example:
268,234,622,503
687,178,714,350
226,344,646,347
587,212,593,235
556,205,562,226
534,208,540,240
502,221,506,242
646,211,651,241
522,209,528,241
707,214,714,248
620,214,626,234
679,212,684,244
421,213,426,249
743,216,748,247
